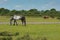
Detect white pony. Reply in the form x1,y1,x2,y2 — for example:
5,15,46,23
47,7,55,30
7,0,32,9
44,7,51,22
10,15,26,26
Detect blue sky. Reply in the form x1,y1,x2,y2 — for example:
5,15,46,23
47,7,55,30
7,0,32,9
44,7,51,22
0,0,60,10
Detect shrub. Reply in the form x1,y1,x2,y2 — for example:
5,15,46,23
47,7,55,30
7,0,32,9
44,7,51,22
0,36,12,40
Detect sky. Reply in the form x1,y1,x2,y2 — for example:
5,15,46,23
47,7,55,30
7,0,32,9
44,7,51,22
0,0,60,10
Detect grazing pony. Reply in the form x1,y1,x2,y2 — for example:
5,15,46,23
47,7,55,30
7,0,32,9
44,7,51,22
43,16,49,19
10,15,26,26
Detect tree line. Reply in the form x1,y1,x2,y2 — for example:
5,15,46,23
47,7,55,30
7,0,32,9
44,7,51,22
0,8,60,18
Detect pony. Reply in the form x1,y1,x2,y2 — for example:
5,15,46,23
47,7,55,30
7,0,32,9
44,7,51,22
43,16,49,19
10,15,26,26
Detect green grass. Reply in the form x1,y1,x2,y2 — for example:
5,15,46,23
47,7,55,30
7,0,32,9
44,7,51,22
0,24,60,40
0,16,60,22
0,16,60,40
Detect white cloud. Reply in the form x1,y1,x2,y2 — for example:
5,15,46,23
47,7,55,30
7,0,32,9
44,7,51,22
14,5,22,10
41,1,56,10
4,0,7,1
15,5,21,8
0,0,8,4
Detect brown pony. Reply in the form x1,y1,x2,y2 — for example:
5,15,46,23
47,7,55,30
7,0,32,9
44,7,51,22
43,16,49,19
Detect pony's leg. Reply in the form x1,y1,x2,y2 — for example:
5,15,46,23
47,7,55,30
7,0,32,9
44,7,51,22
21,20,23,26
13,20,18,26
23,20,26,26
13,20,16,25
10,19,13,25
21,20,26,26
21,16,26,26
21,20,24,26
15,20,18,25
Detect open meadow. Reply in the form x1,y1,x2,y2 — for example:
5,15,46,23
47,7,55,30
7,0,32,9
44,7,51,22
0,24,60,40
0,16,60,40
0,16,60,22
0,0,60,40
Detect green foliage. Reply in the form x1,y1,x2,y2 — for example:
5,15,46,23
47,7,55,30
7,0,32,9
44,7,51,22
0,8,60,18
0,36,12,40
0,24,60,40
17,33,47,40
0,31,19,36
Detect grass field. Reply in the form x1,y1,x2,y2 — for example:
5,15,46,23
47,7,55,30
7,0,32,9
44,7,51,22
0,16,60,40
0,24,60,40
0,16,60,22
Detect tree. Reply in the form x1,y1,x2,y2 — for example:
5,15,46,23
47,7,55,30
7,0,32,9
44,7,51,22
50,8,57,18
9,10,17,16
28,9,40,16
0,8,9,16
44,10,50,16
0,8,59,17
20,10,27,15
